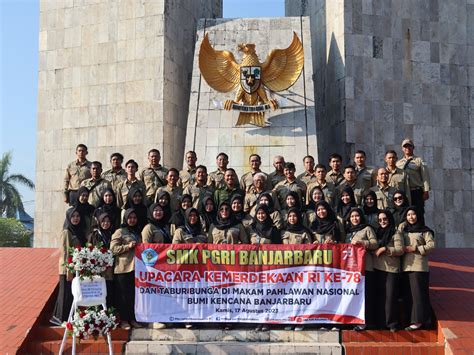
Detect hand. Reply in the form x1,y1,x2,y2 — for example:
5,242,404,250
324,239,336,244
423,191,429,200
375,247,386,257
404,245,416,253
351,240,363,246
312,240,319,245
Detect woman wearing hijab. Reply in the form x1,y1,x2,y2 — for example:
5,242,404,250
50,208,87,325
373,210,404,331
172,207,208,244
336,185,357,223
155,190,172,224
305,186,325,228
199,195,217,233
362,190,380,229
345,207,378,330
142,203,172,244
94,188,121,230
401,206,435,331
282,207,313,245
88,213,115,308
310,201,345,244
74,186,95,234
281,191,302,225
210,202,249,244
231,194,252,230
390,190,409,228
256,192,283,230
249,204,281,245
123,187,147,233
111,208,143,330
169,194,193,236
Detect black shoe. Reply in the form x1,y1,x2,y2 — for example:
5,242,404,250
255,325,262,331
389,326,398,332
49,316,62,326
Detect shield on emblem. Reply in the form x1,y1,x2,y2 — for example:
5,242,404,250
240,66,261,94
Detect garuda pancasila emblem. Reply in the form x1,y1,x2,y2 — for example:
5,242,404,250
199,32,304,127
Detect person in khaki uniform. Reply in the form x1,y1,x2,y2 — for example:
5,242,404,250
282,208,313,245
81,161,112,207
336,165,366,206
139,149,168,201
370,168,398,210
401,207,435,331
249,204,281,244
396,139,430,215
274,162,307,207
354,150,376,190
268,155,286,188
305,186,326,228
142,203,172,244
183,165,214,208
115,159,146,209
384,150,410,201
102,152,127,191
231,194,252,231
209,202,249,244
297,155,317,187
344,207,378,331
110,208,142,330
306,164,336,207
327,153,344,187
240,154,271,193
179,151,197,189
373,210,404,332
255,192,284,230
207,152,229,189
309,201,345,244
244,173,280,216
172,208,208,244
154,168,183,212
50,208,86,325
64,144,92,206
362,190,380,229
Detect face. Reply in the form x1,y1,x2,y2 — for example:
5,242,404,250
91,164,102,178
76,146,87,159
205,199,214,212
126,163,137,176
365,194,375,207
224,171,235,186
103,191,114,205
71,211,81,225
341,192,351,204
167,171,178,185
259,196,270,206
273,157,285,172
181,198,192,210
377,169,389,184
79,191,89,204
329,158,341,171
111,156,122,169
186,152,197,167
152,206,164,220
231,199,242,212
406,210,418,224
315,167,326,181
316,205,328,219
284,167,295,179
148,151,160,166
385,152,397,167
217,155,228,169
100,216,111,230
127,212,138,226
249,155,261,170
158,195,169,206
219,205,230,218
287,212,298,225
132,191,142,205
254,176,265,190
286,195,296,208
304,157,315,172
344,168,356,182
312,189,323,202
256,209,267,222
350,211,361,225
402,144,414,156
393,193,404,206
354,153,366,167
188,211,199,225
378,213,389,228
196,167,207,182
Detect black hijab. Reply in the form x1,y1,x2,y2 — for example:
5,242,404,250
403,206,434,234
345,207,368,234
231,194,246,222
74,186,95,216
169,194,192,227
94,188,120,228
155,190,172,223
213,201,239,230
375,210,396,248
336,185,357,220
183,207,203,236
362,190,379,216
121,208,140,235
286,207,311,234
147,203,171,243
124,187,147,232
285,191,302,211
307,185,325,211
199,195,217,231
64,207,87,246
391,190,409,226
251,204,281,243
258,192,275,213
312,200,341,242
96,213,113,248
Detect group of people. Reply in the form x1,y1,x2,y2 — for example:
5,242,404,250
51,138,434,332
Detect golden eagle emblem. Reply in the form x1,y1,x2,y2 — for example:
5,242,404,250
199,32,304,127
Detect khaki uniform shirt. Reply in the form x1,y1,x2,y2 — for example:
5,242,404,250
183,183,215,208
370,183,398,210
313,221,346,244
402,230,435,272
155,185,183,212
209,224,249,244
281,230,313,244
337,181,366,206
345,226,378,271
240,170,271,193
115,179,146,208
141,223,169,243
306,181,337,207
179,166,196,189
355,166,376,190
110,228,141,274
207,170,226,189
396,155,430,192
81,178,112,207
274,179,307,207
297,171,317,187
139,165,168,199
327,170,344,187
172,227,208,244
101,168,127,191
386,166,410,198
244,188,280,215
64,160,92,195
373,230,404,273
268,170,285,188
58,230,82,275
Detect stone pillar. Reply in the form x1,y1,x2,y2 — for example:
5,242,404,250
35,0,222,247
184,17,317,176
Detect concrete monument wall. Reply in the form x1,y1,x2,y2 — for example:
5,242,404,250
35,0,222,247
286,0,474,247
184,17,317,176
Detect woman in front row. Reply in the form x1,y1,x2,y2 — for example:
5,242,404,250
210,201,248,244
172,207,207,244
310,201,345,244
401,207,435,331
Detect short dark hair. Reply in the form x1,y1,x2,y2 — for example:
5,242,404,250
76,144,88,151
249,154,261,161
148,149,160,156
329,153,342,162
284,162,296,170
303,155,314,162
91,161,102,168
217,152,229,160
186,151,197,157
125,159,138,169
355,150,366,157
343,165,356,172
225,168,236,174
110,152,124,161
315,164,327,171
168,168,179,175
196,165,207,172
385,150,397,156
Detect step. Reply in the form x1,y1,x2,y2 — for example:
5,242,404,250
130,328,340,343
343,341,445,355
24,339,127,354
125,340,343,354
29,325,130,341
341,329,439,343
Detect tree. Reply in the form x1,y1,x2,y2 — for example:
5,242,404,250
0,218,32,247
0,151,35,217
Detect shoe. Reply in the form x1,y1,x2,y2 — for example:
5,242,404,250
224,324,233,330
185,323,193,329
131,321,143,328
255,325,262,331
319,326,328,331
389,326,398,332
354,325,367,331
294,326,304,331
49,316,62,326
120,321,131,330
331,327,338,331
284,325,293,331
260,325,270,332
153,322,166,329
405,323,422,331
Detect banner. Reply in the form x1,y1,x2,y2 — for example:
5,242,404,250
135,244,365,325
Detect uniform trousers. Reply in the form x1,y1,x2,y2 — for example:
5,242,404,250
410,188,425,216
375,269,400,329
403,271,432,326
365,271,377,328
115,271,136,322
52,275,73,323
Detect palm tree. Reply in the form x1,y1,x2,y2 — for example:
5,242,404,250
0,152,35,218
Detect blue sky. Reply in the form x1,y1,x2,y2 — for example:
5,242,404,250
0,0,284,216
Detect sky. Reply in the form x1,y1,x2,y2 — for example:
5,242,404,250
0,0,285,217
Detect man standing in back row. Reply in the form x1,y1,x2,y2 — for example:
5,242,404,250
139,149,168,202
63,144,92,206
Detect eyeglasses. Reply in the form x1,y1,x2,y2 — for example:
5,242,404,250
393,196,403,201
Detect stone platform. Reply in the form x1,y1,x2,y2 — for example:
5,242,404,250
126,328,341,354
